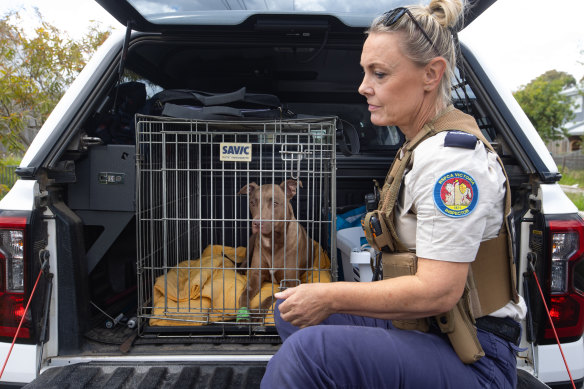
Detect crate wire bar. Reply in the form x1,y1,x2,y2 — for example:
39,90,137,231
135,115,336,334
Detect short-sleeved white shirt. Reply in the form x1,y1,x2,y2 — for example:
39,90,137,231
394,131,506,262
393,130,526,320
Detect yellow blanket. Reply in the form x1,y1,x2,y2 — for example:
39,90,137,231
150,242,331,326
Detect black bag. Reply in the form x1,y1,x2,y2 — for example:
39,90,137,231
142,86,363,156
146,87,295,120
87,81,147,144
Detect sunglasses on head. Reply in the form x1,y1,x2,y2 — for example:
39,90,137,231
381,7,439,56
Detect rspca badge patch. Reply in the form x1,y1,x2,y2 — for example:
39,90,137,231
433,171,478,218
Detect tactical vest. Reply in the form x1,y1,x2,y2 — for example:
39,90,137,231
362,106,519,363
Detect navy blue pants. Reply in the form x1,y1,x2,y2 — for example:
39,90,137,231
261,300,518,388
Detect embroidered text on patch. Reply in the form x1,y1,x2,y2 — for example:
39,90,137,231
433,171,479,218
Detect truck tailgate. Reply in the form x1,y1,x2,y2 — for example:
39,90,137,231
23,364,553,388
23,362,266,388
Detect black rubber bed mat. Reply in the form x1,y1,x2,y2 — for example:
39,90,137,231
23,362,266,389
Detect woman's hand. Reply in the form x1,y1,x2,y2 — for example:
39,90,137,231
275,283,334,328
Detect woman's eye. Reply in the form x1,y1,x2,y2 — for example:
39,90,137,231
374,71,386,79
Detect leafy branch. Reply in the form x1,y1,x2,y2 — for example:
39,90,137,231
0,10,111,156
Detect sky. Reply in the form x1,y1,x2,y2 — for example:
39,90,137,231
1,0,583,92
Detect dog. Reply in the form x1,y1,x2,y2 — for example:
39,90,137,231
237,179,310,312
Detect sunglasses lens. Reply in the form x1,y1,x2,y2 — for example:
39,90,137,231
381,7,438,56
383,8,406,26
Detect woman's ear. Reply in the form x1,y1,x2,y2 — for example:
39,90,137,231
423,57,447,91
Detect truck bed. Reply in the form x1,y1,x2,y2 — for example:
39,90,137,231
24,363,552,388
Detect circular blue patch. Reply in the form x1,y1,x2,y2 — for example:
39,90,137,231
433,171,479,218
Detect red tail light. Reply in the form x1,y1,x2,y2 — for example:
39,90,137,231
545,217,584,341
0,216,30,340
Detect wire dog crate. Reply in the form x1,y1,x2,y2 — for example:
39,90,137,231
135,115,336,336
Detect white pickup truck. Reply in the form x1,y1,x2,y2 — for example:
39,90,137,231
0,0,581,387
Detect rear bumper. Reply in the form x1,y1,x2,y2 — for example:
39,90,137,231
537,337,584,384
0,343,36,385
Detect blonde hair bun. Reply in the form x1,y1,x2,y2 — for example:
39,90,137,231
427,0,465,29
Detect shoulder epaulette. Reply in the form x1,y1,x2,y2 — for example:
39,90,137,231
444,130,477,150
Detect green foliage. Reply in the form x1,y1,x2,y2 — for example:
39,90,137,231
538,70,577,86
559,167,584,187
565,192,584,211
513,70,577,143
0,154,20,167
559,168,584,211
0,155,20,201
0,184,9,201
0,10,111,155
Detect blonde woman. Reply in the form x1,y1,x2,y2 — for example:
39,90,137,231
262,1,526,387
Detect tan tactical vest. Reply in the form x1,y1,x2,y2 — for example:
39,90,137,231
362,106,520,363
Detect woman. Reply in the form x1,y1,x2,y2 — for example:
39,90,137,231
261,0,526,387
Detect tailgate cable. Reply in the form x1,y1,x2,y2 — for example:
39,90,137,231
0,254,50,380
528,259,576,389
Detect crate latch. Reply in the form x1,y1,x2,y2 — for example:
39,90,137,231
279,145,311,179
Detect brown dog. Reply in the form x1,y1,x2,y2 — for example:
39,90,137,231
237,179,310,312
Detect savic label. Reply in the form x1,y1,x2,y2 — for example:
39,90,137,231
433,171,479,218
220,142,252,162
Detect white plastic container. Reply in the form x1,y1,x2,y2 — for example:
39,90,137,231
350,249,374,282
336,227,373,282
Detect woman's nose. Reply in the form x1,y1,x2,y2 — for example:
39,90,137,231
358,77,372,96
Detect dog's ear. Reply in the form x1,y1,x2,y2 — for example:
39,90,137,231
238,182,258,195
281,179,302,200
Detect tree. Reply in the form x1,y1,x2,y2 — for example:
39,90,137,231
0,10,111,155
513,70,576,143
